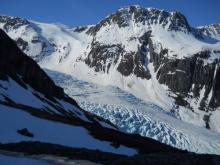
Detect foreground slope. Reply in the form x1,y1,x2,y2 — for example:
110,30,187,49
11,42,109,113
0,28,135,155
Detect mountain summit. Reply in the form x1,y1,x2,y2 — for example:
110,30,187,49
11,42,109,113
88,5,191,35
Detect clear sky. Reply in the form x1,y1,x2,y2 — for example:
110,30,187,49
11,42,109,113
0,0,219,27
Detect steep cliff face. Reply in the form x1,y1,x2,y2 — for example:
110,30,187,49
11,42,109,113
149,42,220,111
83,6,192,80
0,29,64,100
81,6,220,112
0,15,55,61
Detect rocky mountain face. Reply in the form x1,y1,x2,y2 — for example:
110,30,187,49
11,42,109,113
0,15,54,61
0,28,63,100
82,6,220,113
0,5,220,131
197,24,220,40
0,15,29,32
84,6,191,79
147,35,220,110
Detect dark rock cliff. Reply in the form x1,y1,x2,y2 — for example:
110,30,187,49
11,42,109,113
0,29,68,101
148,36,220,110
83,6,220,112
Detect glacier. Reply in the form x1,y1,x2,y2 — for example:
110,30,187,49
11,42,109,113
45,69,220,155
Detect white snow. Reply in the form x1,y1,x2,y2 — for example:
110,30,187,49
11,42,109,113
150,25,220,60
46,69,220,155
0,77,92,122
56,99,91,123
1,17,220,118
0,77,46,109
1,13,220,156
34,22,93,75
210,108,220,132
0,104,137,156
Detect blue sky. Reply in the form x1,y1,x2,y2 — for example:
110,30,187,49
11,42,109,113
0,0,219,27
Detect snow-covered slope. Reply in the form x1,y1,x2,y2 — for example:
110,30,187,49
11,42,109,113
46,69,220,155
0,5,220,156
0,28,136,156
1,28,193,164
0,104,135,155
1,6,219,133
0,15,92,71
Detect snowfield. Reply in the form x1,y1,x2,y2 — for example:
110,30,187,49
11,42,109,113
0,104,137,156
0,77,92,123
46,69,220,155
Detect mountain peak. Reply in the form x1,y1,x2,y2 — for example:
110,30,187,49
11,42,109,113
197,23,220,40
0,15,29,32
87,6,191,35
